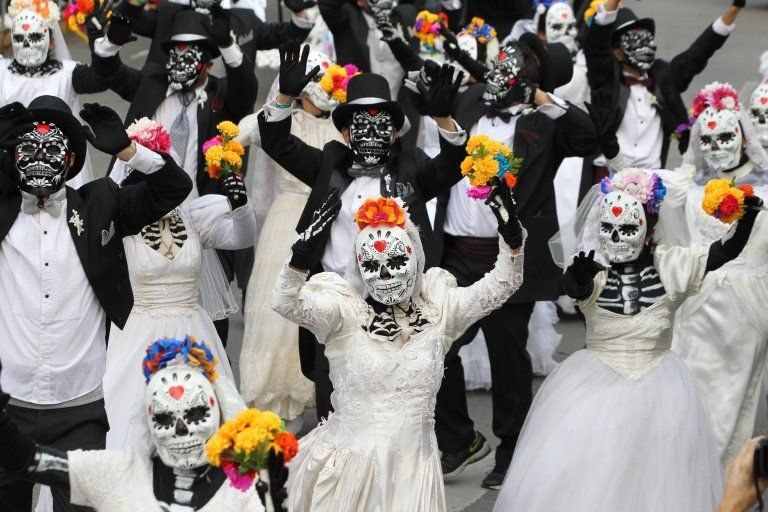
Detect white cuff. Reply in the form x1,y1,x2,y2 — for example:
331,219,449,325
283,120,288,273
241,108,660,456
538,93,568,120
94,37,121,58
441,0,461,10
291,13,314,29
437,121,468,145
220,43,243,67
263,101,293,122
231,203,251,218
712,17,735,36
122,143,165,174
595,4,618,26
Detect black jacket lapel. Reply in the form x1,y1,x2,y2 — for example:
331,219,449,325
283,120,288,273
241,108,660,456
0,183,21,243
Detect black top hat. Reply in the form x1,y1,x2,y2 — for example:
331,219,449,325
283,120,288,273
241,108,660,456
518,33,573,93
160,10,220,57
331,74,406,132
26,95,87,178
611,8,655,47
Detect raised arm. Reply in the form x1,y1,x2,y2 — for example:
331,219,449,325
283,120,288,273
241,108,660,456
705,195,763,273
90,14,143,102
249,2,314,50
583,0,619,90
190,176,258,250
113,0,158,38
562,250,606,301
318,0,350,33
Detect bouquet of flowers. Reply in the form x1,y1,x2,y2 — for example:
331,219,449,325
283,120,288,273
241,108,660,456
413,10,448,52
126,117,172,153
702,178,755,224
319,63,361,104
203,121,245,179
600,168,666,215
460,135,522,200
206,408,299,492
465,17,496,44
355,197,407,229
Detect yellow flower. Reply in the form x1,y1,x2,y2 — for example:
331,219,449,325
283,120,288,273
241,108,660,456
224,140,244,156
460,156,474,177
702,178,731,215
218,420,239,441
205,433,231,466
332,89,347,103
216,121,239,139
254,411,282,432
466,135,490,155
222,150,242,169
319,73,333,94
205,145,224,167
233,427,269,452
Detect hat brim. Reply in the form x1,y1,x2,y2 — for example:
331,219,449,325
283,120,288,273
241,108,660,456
611,18,656,46
332,99,406,132
519,33,560,93
160,37,221,58
27,107,87,179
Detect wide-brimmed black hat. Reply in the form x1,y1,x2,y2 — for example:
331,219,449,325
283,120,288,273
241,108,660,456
160,10,220,57
331,73,406,132
611,8,655,47
26,95,87,177
518,33,573,93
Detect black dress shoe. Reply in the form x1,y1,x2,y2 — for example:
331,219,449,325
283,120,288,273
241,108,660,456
481,465,508,490
441,431,491,479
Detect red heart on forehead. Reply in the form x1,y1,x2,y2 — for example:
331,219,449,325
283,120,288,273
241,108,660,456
406,246,412,254
612,206,623,217
498,51,507,60
168,385,185,400
36,124,50,134
561,13,568,19
373,240,387,253
209,397,215,407
708,121,717,130
21,23,30,31
762,97,768,105
368,108,379,115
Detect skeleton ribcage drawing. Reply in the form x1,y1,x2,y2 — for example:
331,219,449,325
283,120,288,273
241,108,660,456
140,211,189,259
596,264,665,315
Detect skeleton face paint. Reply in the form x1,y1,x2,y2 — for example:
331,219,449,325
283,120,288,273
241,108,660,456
191,0,220,10
599,191,647,264
349,109,394,167
146,366,220,470
166,44,205,92
15,122,70,197
750,83,768,147
482,43,535,107
367,0,397,18
11,11,50,68
545,3,577,54
619,29,656,72
356,225,417,305
697,107,743,173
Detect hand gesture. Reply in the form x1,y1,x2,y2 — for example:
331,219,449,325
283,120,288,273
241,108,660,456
375,12,400,42
86,0,112,43
585,88,622,160
278,41,321,98
569,250,606,283
486,178,523,250
416,63,464,118
0,102,33,150
283,0,316,13
209,6,233,48
106,12,137,46
498,77,537,107
221,172,247,210
80,103,132,155
290,190,342,271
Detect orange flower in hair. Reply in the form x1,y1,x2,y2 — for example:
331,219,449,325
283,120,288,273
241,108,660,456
354,197,407,230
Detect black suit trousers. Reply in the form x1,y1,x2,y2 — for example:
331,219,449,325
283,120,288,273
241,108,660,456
434,244,535,470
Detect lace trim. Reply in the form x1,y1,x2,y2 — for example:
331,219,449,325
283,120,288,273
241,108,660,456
8,59,62,77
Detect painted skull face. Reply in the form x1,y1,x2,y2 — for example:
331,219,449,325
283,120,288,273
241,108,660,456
545,3,577,54
750,83,768,147
483,43,535,107
697,107,743,173
619,29,656,72
356,225,417,305
15,122,70,197
191,0,220,10
367,0,397,18
146,366,220,470
599,191,647,264
11,11,50,68
166,43,205,92
349,109,394,167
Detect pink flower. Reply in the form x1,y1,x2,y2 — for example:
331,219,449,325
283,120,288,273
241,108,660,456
610,169,651,203
221,461,256,492
467,185,492,200
203,135,222,153
126,118,172,153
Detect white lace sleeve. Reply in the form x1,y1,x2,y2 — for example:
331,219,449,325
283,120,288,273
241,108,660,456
188,195,258,250
68,449,142,509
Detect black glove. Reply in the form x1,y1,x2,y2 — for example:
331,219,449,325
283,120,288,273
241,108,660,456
106,12,137,46
290,190,341,271
209,6,233,48
733,0,745,6
283,0,316,13
267,450,289,512
745,194,764,210
376,12,399,41
562,250,605,300
278,41,321,98
86,0,112,45
485,178,523,250
498,77,538,106
222,172,248,210
80,103,132,155
416,63,464,117
585,88,622,160
441,27,489,83
0,102,33,150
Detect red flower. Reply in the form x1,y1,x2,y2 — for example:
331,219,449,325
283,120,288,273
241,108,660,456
274,432,298,463
739,184,755,197
504,173,517,188
717,194,741,218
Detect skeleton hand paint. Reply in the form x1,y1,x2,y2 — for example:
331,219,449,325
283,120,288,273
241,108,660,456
750,83,768,147
166,43,206,92
11,11,50,68
349,109,394,167
15,122,70,197
483,43,538,107
545,3,578,54
619,29,657,72
356,224,417,305
598,191,648,264
145,366,221,470
290,190,341,271
697,107,743,173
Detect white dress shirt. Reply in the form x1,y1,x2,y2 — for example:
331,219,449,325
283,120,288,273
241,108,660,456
362,11,405,100
0,145,164,405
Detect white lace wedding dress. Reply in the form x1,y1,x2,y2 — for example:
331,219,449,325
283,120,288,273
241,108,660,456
494,245,722,512
272,240,524,511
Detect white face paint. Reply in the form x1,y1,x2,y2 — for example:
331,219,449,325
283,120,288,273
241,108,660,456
599,191,647,264
750,83,768,147
302,50,334,112
697,107,743,173
146,366,220,470
11,11,49,68
356,225,417,305
545,3,577,54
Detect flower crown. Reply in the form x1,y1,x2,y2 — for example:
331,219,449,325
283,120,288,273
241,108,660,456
690,82,740,122
600,168,666,215
142,336,219,384
532,0,567,12
354,197,407,230
584,0,617,25
466,17,497,44
9,0,60,25
318,63,361,104
414,10,448,50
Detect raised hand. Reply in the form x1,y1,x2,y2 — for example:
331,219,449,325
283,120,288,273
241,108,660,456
209,6,233,48
562,250,605,300
86,0,112,43
585,88,622,160
290,190,342,271
283,0,316,13
416,63,464,118
0,102,33,149
440,27,489,83
498,76,537,107
221,172,247,210
278,41,321,98
485,178,523,250
80,103,132,155
106,12,137,46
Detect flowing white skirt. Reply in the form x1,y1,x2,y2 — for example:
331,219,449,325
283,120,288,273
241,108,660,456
493,349,723,512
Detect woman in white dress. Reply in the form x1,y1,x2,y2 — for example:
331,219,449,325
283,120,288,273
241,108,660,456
494,169,762,512
271,185,525,511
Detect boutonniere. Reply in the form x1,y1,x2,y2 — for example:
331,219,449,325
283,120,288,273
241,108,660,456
69,210,84,236
197,90,208,109
521,106,536,116
646,91,661,109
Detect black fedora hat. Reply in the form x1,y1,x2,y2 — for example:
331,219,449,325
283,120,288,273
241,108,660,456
160,10,220,57
611,8,655,47
518,33,573,93
26,95,87,178
331,73,406,132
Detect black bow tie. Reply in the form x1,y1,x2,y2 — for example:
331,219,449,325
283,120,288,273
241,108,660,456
485,109,514,123
624,74,654,89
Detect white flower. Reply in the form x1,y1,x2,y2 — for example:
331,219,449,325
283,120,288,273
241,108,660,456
198,90,208,109
721,96,736,110
646,91,660,108
126,117,160,138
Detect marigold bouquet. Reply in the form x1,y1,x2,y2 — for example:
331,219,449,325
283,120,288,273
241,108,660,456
126,117,172,153
318,63,360,104
460,135,522,200
466,17,496,43
62,0,94,28
354,197,407,229
206,408,299,492
702,178,755,224
203,121,245,179
414,10,448,51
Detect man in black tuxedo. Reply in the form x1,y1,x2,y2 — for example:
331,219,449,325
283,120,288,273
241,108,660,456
584,0,744,169
434,35,598,489
0,97,191,511
258,42,467,420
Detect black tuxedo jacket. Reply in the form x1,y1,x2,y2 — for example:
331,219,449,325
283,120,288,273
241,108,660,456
0,155,192,329
116,1,311,66
92,50,257,196
257,111,467,268
451,84,598,302
584,18,730,166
